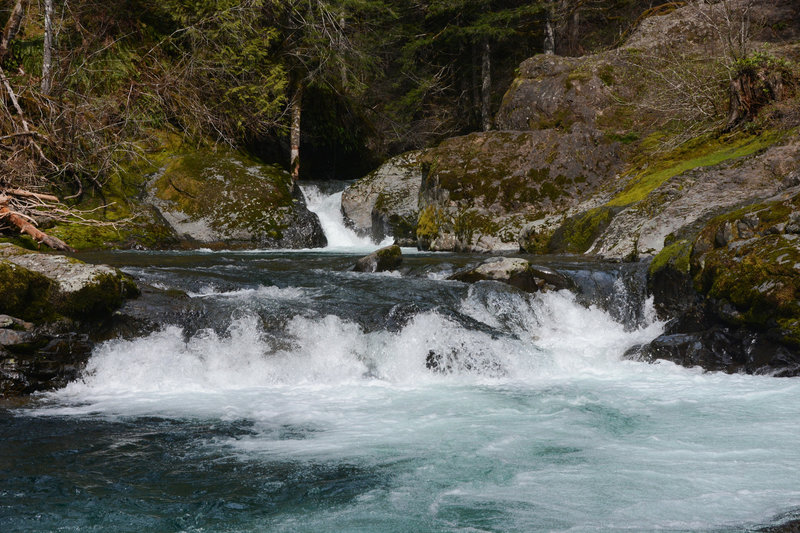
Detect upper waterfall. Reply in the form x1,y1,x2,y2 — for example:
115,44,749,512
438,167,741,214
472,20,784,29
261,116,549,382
301,183,392,252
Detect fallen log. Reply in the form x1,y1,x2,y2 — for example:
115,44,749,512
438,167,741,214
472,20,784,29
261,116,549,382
0,196,75,252
3,188,61,204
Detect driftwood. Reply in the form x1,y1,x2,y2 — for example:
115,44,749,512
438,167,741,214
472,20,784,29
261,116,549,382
0,193,75,252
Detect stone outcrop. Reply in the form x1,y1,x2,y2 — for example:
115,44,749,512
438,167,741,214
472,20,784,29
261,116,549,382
0,244,140,395
416,128,622,252
341,151,422,245
449,257,575,293
149,147,326,249
354,245,403,273
631,188,800,375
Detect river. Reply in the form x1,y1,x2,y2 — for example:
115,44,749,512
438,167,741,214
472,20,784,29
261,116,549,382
1,185,799,532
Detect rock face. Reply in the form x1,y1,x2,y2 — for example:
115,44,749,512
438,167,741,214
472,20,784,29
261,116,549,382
449,257,574,293
341,151,422,245
0,244,139,395
635,188,800,375
416,128,622,252
149,147,326,249
354,245,403,273
590,136,800,259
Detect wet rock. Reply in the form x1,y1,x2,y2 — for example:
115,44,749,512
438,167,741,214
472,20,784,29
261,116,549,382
627,327,800,377
425,349,506,377
354,245,403,273
341,151,422,244
0,243,139,321
148,147,326,249
449,257,574,293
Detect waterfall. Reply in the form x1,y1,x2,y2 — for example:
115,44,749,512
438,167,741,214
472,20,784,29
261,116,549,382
301,183,393,251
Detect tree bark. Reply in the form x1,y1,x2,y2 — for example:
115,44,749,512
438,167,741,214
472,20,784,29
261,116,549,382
0,0,29,63
544,0,556,55
481,40,492,132
41,0,54,94
0,197,75,252
290,87,302,182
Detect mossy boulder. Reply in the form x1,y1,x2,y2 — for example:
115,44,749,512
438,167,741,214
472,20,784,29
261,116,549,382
638,189,800,375
415,128,622,252
354,245,403,273
0,244,141,396
0,243,139,322
342,151,422,245
150,147,325,249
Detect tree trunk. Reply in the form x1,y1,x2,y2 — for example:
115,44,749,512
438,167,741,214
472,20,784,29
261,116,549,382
481,40,492,132
41,0,54,94
0,0,29,63
290,87,302,182
544,1,556,56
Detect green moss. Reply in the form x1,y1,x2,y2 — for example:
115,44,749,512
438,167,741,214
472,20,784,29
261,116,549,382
548,206,620,254
609,130,785,207
59,272,140,319
416,206,440,241
598,64,615,86
0,261,55,322
649,239,692,276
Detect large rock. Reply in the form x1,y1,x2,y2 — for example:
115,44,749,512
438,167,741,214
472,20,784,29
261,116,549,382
415,128,622,252
590,134,800,259
0,243,139,321
0,244,140,395
354,245,403,273
341,151,422,245
637,188,800,375
449,257,574,293
149,147,326,249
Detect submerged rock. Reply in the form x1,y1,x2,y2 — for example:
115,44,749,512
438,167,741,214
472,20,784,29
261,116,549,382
149,147,326,249
354,245,403,273
449,257,574,293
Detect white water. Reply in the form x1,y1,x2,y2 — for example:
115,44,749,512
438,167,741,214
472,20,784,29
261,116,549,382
38,285,800,531
301,184,393,252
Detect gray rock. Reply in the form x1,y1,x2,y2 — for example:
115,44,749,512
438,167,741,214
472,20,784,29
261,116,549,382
449,257,574,293
0,329,33,347
354,245,403,273
148,147,326,249
342,151,422,244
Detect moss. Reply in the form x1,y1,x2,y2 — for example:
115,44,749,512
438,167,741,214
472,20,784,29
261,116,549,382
649,239,692,277
59,272,140,319
376,245,402,261
598,64,615,86
565,69,592,91
416,205,441,241
0,261,55,322
548,206,620,254
609,130,786,207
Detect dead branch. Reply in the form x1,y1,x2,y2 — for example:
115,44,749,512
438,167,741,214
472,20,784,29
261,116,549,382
4,188,61,204
0,195,75,252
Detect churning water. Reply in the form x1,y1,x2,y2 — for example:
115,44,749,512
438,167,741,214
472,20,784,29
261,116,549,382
2,188,799,532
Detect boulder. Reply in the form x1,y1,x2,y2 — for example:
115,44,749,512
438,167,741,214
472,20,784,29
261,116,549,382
354,245,403,273
149,147,326,249
0,244,140,395
341,151,422,245
0,243,139,321
449,257,574,293
639,188,800,375
415,128,622,252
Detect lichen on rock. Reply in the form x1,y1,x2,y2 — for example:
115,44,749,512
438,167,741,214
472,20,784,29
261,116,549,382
149,146,326,249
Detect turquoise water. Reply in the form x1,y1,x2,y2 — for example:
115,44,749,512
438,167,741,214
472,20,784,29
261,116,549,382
2,247,800,532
